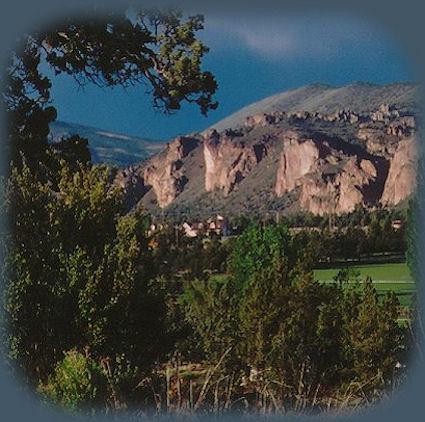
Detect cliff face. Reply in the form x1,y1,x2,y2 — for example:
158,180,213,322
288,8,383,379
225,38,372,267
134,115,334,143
203,129,267,195
273,132,382,215
298,157,379,215
381,137,418,205
115,136,199,209
275,133,320,196
116,102,419,217
143,136,199,207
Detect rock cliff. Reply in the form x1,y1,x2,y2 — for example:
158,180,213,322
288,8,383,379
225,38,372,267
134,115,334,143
143,136,199,207
116,97,419,217
275,133,320,197
381,137,418,205
203,129,267,195
298,156,379,215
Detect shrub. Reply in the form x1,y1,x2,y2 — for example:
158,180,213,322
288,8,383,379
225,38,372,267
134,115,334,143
38,350,108,414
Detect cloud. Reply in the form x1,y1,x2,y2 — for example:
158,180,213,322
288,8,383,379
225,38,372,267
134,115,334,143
203,14,387,61
232,26,297,59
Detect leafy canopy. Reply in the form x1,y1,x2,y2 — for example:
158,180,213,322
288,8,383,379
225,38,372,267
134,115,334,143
3,6,218,171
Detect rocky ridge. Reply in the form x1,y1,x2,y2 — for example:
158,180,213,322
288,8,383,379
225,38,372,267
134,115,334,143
116,101,419,217
211,82,418,132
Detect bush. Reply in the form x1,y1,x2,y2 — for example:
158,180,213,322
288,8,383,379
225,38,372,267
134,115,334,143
38,350,108,414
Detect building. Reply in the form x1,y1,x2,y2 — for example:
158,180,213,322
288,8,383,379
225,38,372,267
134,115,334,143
391,219,403,230
182,215,229,237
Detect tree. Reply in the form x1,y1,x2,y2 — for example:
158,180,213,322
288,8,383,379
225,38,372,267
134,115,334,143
348,277,404,391
406,195,419,280
378,292,404,381
3,6,218,172
229,223,294,291
2,163,76,384
76,211,169,368
237,259,357,403
2,161,169,389
350,277,382,383
238,260,293,372
181,276,241,367
202,233,227,273
266,271,339,396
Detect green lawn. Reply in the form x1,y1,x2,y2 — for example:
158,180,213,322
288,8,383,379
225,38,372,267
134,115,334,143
211,263,416,308
314,262,413,283
314,263,415,308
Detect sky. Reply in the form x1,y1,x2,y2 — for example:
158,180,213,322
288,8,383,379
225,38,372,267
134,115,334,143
45,12,415,141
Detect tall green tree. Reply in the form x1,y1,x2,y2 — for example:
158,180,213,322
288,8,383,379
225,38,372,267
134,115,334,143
2,162,168,388
2,164,69,383
229,223,294,291
2,6,218,172
349,278,404,389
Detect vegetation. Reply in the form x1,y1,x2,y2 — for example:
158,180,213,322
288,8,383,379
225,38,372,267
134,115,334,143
315,263,412,283
38,350,108,414
2,163,171,388
3,6,217,176
1,169,416,415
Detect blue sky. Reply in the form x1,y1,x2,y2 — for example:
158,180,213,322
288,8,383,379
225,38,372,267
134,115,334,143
46,12,415,141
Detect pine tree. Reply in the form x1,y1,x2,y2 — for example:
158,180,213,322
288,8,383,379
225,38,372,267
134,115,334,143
378,292,404,383
351,277,381,383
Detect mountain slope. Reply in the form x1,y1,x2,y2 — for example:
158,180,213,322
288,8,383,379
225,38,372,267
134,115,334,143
49,121,165,167
116,82,419,218
210,82,418,132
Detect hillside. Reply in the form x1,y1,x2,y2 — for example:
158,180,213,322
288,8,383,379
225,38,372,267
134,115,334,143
115,82,419,218
49,120,165,167
210,82,418,132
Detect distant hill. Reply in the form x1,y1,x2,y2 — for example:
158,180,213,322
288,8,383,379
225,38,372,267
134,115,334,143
210,82,418,132
49,121,165,167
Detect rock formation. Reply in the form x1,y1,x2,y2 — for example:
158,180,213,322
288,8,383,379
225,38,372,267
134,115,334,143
274,132,380,215
275,133,320,196
203,129,266,195
298,157,378,215
143,136,199,207
116,100,419,216
381,137,418,205
115,165,148,209
115,136,199,209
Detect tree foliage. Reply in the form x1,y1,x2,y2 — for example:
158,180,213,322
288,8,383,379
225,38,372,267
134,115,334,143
182,226,407,406
38,350,108,414
229,223,295,290
2,162,168,387
180,277,241,366
2,6,218,172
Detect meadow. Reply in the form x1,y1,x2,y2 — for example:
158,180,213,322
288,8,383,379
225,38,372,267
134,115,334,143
314,263,415,308
213,263,415,307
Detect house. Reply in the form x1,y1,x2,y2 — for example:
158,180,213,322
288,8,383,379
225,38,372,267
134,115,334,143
206,215,230,236
183,222,197,237
182,215,230,237
391,219,403,230
147,222,164,236
183,221,204,237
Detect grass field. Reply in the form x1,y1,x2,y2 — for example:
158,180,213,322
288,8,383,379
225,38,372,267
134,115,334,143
211,263,416,308
314,263,415,308
313,263,413,283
